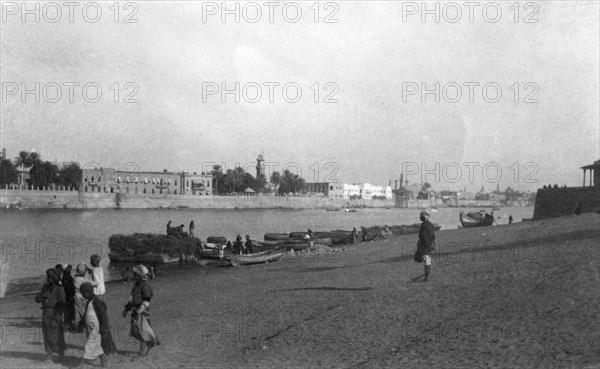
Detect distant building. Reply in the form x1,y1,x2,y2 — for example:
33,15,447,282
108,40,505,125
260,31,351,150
303,182,331,196
581,160,599,187
80,167,212,195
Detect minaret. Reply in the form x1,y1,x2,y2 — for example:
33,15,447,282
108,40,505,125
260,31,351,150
256,153,265,179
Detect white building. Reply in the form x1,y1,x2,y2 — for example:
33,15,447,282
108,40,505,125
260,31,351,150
361,183,393,199
328,183,392,199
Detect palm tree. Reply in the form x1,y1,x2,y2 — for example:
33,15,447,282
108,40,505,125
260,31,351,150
13,151,31,185
211,165,222,194
29,151,42,166
232,167,246,192
222,169,236,193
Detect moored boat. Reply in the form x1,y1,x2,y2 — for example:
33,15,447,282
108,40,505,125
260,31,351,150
460,210,496,228
264,233,290,241
228,248,286,266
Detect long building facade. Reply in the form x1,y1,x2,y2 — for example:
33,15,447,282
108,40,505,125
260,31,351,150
80,167,213,195
304,182,392,199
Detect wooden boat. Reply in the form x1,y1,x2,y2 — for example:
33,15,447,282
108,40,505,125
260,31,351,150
360,223,441,241
264,233,289,241
228,248,286,266
108,252,184,264
460,210,495,228
198,243,229,260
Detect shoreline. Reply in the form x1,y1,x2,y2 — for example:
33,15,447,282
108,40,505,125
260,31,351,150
0,213,598,368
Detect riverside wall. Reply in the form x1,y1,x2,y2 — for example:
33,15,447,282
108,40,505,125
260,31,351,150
0,190,396,210
533,186,600,219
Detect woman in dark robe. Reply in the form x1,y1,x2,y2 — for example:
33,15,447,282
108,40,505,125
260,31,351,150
77,282,116,368
62,264,75,327
35,268,67,362
122,265,160,357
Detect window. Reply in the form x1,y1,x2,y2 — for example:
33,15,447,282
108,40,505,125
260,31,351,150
175,179,177,186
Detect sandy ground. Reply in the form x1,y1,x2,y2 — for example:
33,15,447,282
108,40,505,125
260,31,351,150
1,213,599,369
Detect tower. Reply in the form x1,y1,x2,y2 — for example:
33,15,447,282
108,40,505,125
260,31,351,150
256,153,265,179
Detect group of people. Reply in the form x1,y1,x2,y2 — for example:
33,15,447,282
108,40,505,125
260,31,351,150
166,220,196,238
228,234,254,254
35,255,160,367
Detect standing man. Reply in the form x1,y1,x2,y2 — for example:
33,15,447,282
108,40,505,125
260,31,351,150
508,215,513,224
88,255,105,296
77,282,116,368
35,268,67,363
189,220,195,238
123,265,160,357
417,210,436,282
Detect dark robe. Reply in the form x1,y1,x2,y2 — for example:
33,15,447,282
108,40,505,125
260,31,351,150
35,282,66,354
417,219,436,256
89,296,116,355
62,273,75,324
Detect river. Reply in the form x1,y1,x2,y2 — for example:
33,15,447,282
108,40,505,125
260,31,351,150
0,206,533,290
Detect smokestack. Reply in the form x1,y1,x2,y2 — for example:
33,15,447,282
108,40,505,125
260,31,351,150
394,180,398,190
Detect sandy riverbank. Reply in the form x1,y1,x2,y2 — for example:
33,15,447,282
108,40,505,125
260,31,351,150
1,213,598,369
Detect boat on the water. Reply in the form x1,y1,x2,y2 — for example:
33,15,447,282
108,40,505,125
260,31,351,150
228,248,286,266
459,209,496,228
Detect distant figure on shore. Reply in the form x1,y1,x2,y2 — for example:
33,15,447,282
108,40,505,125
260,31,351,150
233,235,244,255
35,268,66,363
416,210,436,282
508,215,513,224
88,255,105,296
574,200,582,216
245,235,254,254
123,265,160,357
78,282,115,368
351,227,358,244
189,221,195,238
166,220,172,235
167,224,186,238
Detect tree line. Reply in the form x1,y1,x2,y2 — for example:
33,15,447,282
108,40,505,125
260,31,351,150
211,165,306,195
0,151,309,194
0,151,81,188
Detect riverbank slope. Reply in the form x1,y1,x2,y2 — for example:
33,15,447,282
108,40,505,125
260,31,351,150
0,213,598,368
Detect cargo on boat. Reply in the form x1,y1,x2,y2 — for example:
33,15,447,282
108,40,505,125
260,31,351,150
108,233,202,264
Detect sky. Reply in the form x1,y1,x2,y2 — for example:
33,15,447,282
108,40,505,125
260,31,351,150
1,1,599,192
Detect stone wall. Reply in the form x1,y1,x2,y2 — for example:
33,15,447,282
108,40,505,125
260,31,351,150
0,190,395,210
533,186,600,219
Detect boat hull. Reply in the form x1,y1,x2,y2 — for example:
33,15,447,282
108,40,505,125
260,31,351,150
460,213,494,228
228,250,285,266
